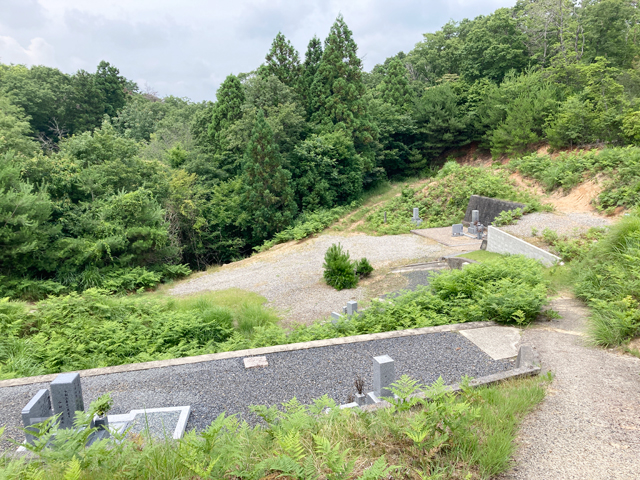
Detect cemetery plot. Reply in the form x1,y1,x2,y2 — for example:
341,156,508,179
0,329,518,449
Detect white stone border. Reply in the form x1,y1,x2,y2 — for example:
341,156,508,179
108,406,191,440
0,321,496,388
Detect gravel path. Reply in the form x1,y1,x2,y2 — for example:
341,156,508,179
500,212,613,238
0,332,512,450
500,297,640,479
170,234,451,325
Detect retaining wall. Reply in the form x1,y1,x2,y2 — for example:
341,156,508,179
487,226,561,266
464,195,526,226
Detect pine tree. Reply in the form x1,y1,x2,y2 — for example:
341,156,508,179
378,58,412,111
301,36,323,118
310,15,376,158
208,74,245,153
261,32,302,90
240,109,297,242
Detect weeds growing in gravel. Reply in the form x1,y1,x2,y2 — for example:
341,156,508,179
0,375,548,480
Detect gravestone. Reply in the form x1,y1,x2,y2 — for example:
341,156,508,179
411,208,423,226
346,300,358,316
50,373,84,429
373,355,395,398
452,224,464,236
21,389,53,444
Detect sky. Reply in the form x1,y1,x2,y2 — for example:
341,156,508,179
0,0,515,102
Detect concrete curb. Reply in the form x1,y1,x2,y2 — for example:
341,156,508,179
360,363,542,412
0,321,497,388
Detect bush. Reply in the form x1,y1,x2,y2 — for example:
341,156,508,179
355,258,374,278
573,210,640,346
323,243,358,290
492,208,523,226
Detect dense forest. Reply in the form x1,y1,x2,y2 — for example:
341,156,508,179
1,0,639,299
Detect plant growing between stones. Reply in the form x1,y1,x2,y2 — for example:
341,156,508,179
354,375,365,395
89,393,113,417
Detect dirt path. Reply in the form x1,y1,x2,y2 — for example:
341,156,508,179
501,297,640,479
170,234,459,325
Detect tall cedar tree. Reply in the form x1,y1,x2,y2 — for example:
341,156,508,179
94,61,127,117
209,75,245,153
240,109,297,242
261,32,302,90
378,58,412,111
310,15,377,158
301,36,323,118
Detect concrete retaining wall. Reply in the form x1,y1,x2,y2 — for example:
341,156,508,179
464,195,526,226
487,226,561,266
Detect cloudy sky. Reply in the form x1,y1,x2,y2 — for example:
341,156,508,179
0,0,514,102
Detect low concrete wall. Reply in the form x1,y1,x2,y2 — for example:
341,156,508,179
487,226,561,266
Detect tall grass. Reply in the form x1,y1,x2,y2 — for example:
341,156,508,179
573,210,640,346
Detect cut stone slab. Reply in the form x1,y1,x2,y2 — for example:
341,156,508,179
459,326,520,360
108,406,191,440
243,356,268,369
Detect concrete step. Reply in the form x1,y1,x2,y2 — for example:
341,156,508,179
390,261,449,273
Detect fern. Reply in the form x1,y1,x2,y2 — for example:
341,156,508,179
62,457,82,480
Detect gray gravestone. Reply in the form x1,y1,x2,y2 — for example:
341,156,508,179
50,373,84,429
413,208,420,220
472,209,479,224
452,224,463,236
331,312,342,320
346,300,358,316
373,355,395,398
22,389,53,444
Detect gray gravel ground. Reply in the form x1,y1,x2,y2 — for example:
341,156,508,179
170,234,452,325
0,332,512,450
500,297,640,480
500,212,612,238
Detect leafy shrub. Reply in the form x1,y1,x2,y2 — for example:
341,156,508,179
574,210,640,346
256,204,359,252
492,208,523,226
355,258,374,278
323,243,358,290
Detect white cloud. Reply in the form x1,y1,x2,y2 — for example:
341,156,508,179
0,36,56,66
0,0,517,101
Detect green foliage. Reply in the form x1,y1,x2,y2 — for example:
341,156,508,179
239,109,297,243
492,208,523,227
511,147,640,211
323,243,358,290
355,257,374,278
89,393,113,417
261,32,302,90
573,210,640,346
256,203,357,252
360,162,542,235
0,375,547,480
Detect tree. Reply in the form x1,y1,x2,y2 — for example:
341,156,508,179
310,15,377,168
301,36,323,117
460,8,530,82
582,0,639,69
377,58,413,111
261,32,302,90
0,96,39,157
209,75,245,154
293,130,363,209
66,69,106,134
94,61,127,117
0,153,57,276
239,110,297,242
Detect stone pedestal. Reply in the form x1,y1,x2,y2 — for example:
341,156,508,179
373,355,395,398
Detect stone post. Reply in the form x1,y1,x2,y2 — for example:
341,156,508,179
373,355,395,398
